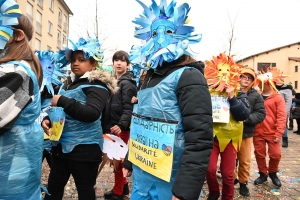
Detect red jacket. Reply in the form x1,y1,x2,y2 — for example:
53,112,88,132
254,93,286,138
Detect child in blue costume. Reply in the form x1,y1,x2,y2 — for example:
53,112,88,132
0,3,44,199
42,37,118,200
36,50,67,169
123,0,214,199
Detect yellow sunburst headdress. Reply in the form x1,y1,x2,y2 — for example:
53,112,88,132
204,52,241,92
255,67,287,92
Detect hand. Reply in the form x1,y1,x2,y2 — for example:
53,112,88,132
51,95,61,106
42,120,51,136
110,125,121,135
226,86,235,99
122,168,132,177
131,96,138,103
274,137,281,143
172,196,180,200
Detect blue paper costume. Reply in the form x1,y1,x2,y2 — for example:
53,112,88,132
0,1,43,199
127,1,212,200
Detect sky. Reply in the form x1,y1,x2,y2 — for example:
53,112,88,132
64,0,300,65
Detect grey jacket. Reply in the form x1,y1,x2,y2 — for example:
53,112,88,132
276,84,293,116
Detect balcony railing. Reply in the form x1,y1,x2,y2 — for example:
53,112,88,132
58,18,62,27
57,39,61,48
36,22,42,35
26,14,33,23
63,22,68,32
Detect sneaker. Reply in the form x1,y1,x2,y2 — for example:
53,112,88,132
234,178,239,185
111,194,124,200
207,194,220,200
254,172,267,185
104,183,129,199
269,172,282,187
293,130,300,133
239,182,250,196
288,127,293,130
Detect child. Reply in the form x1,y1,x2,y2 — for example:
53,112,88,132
234,68,266,196
253,67,286,187
0,7,44,200
42,37,118,200
204,53,250,200
103,50,137,200
123,1,213,199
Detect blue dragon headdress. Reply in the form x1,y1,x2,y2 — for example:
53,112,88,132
56,37,104,70
0,0,22,49
130,0,201,76
36,50,68,95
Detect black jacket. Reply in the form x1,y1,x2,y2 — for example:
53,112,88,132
103,72,137,131
124,56,213,200
292,93,300,119
51,71,117,162
243,88,266,138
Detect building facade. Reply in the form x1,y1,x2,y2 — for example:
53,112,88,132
16,0,73,51
237,42,300,92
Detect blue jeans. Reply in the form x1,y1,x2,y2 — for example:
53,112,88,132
282,128,288,137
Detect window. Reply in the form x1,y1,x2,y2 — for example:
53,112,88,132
295,81,298,89
57,31,61,48
58,9,62,27
35,38,41,51
295,65,298,72
26,2,33,22
37,0,43,8
49,0,54,10
62,35,67,46
36,11,42,35
48,21,52,34
63,14,68,32
47,45,52,51
257,63,276,72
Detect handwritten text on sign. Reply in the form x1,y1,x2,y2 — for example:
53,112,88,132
211,95,230,123
128,115,177,182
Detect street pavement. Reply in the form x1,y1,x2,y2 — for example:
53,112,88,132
41,129,300,199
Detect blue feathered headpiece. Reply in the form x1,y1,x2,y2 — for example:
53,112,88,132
130,0,201,76
0,0,22,49
36,50,68,95
57,37,104,70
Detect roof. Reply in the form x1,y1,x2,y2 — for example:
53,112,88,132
237,41,300,63
288,57,300,62
60,0,73,15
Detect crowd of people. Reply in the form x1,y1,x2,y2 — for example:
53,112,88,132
0,0,299,200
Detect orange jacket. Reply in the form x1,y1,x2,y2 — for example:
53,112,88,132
254,93,286,138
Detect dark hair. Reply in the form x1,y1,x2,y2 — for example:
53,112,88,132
0,15,42,86
71,50,97,65
112,50,130,65
173,54,197,67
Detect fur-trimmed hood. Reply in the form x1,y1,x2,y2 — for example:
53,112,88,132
70,71,118,94
88,70,118,94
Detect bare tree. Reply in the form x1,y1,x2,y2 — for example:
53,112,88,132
69,0,118,65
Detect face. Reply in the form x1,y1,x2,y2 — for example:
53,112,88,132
71,51,96,76
240,73,254,88
151,19,176,53
113,58,129,75
217,63,230,82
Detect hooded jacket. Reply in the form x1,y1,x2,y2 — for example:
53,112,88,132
254,93,286,138
243,88,266,138
103,71,137,132
124,56,213,200
52,70,118,162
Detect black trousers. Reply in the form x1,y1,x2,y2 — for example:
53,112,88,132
43,149,52,168
44,155,100,200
